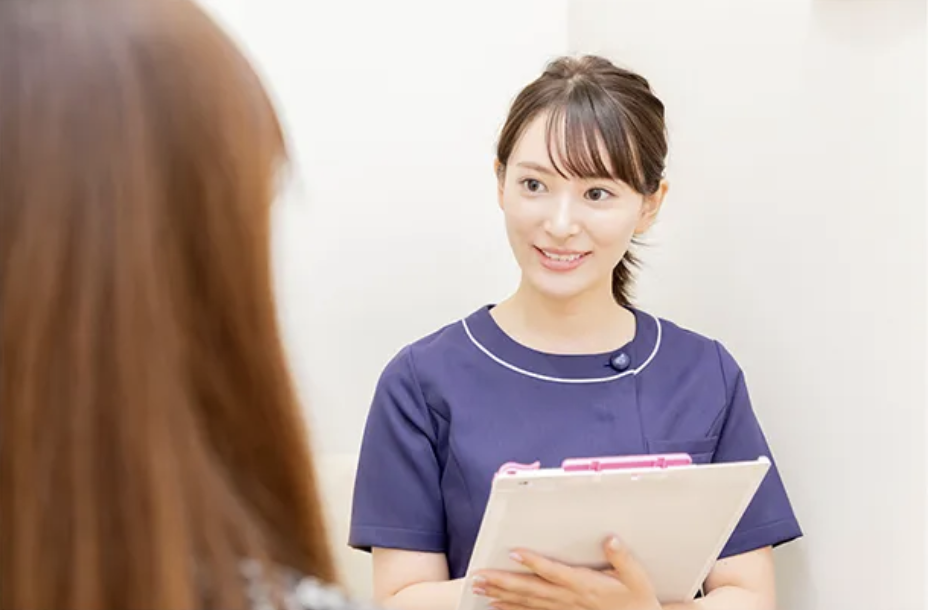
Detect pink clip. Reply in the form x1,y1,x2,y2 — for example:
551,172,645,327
496,461,541,477
561,453,692,472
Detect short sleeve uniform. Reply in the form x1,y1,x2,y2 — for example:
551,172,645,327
349,306,802,578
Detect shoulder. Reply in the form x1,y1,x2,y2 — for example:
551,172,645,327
376,308,478,385
400,314,473,365
650,311,720,354
367,309,479,423
645,310,744,386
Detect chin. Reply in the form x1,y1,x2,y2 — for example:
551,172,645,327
525,277,593,302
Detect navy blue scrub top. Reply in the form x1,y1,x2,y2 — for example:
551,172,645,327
349,306,802,579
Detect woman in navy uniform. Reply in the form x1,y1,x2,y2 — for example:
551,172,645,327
350,55,802,610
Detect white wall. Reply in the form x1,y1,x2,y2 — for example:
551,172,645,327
198,0,926,607
197,0,569,456
195,0,569,595
570,1,926,609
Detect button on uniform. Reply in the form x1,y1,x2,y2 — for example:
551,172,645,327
610,352,631,372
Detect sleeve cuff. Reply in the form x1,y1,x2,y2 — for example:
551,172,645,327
719,518,803,559
348,525,446,555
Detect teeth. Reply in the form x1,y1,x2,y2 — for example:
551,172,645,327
542,250,583,262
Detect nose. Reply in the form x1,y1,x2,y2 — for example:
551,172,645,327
543,193,580,239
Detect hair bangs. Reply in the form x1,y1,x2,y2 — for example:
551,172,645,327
543,82,648,192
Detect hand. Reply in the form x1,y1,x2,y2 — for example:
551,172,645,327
472,536,661,610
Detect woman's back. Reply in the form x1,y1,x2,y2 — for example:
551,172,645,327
0,1,354,608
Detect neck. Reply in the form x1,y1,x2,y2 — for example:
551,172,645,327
492,279,635,354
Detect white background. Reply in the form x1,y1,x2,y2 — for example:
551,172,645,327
198,1,926,608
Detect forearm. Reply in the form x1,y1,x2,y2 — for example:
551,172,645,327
663,585,774,610
381,578,464,610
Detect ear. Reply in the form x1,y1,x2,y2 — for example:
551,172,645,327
635,179,668,235
494,159,505,209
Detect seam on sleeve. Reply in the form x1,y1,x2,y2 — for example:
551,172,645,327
447,442,477,542
349,524,447,554
401,346,449,535
351,523,446,536
713,340,730,389
728,517,795,536
708,340,735,435
720,518,802,558
404,346,448,426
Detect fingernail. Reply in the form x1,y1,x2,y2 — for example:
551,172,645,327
509,551,523,563
608,535,623,550
473,575,486,584
472,587,486,596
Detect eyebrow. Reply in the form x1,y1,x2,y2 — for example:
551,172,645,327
514,161,557,176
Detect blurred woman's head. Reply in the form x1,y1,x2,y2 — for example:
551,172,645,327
0,1,334,608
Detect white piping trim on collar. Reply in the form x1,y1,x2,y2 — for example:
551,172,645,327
460,312,662,384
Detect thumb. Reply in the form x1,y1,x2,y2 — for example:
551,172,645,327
604,536,652,591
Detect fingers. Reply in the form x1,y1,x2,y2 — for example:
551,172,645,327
602,536,653,592
473,572,569,610
507,549,576,587
478,583,564,610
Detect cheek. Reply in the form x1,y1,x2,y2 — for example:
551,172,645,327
503,216,535,259
501,199,538,238
587,211,638,253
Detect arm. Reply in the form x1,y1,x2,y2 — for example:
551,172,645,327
663,343,802,609
348,349,458,609
663,547,776,610
372,548,463,610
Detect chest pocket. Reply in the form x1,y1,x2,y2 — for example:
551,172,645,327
645,436,719,464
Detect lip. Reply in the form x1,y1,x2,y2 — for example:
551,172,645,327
534,246,591,272
538,247,586,255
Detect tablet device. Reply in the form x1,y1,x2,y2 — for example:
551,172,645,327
456,453,770,610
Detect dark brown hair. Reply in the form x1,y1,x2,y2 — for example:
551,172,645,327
495,55,668,306
0,1,335,609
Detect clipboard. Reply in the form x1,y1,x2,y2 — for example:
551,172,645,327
456,453,770,610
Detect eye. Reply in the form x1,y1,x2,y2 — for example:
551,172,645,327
586,187,613,202
520,178,546,194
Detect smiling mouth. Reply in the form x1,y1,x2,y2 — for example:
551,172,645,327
537,248,590,262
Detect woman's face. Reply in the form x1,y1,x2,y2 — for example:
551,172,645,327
497,113,666,303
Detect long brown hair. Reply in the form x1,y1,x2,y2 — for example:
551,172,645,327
0,1,335,608
496,55,668,307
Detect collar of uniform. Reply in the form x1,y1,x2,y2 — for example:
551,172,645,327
459,304,662,384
